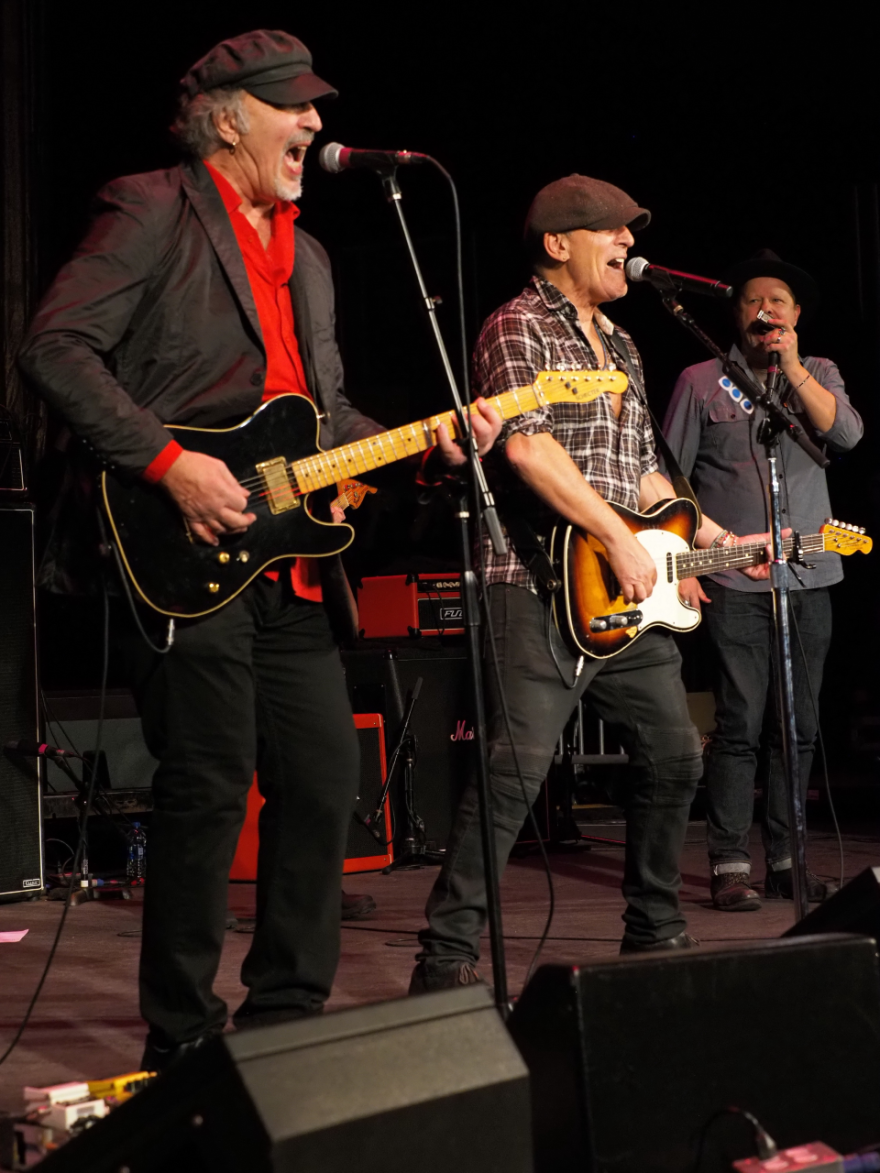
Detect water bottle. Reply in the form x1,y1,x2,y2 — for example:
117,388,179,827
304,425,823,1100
126,822,147,880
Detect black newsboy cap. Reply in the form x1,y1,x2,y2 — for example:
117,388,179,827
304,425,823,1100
181,29,337,106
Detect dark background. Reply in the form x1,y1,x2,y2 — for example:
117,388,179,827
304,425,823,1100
14,3,880,770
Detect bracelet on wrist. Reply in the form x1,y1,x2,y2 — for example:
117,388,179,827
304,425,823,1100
710,529,736,549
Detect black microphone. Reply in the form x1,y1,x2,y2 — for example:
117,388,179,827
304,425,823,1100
766,352,781,397
625,257,733,300
318,142,428,174
4,739,79,760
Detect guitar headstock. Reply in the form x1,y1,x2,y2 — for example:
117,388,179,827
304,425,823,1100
821,519,873,556
534,368,629,405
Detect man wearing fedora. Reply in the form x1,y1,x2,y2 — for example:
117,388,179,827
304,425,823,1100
20,29,498,1068
663,250,863,911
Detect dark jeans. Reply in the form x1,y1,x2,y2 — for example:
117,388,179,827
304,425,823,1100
418,585,703,957
702,582,832,870
127,574,359,1046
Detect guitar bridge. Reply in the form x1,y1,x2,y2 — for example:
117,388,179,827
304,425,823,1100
256,457,300,515
590,610,643,633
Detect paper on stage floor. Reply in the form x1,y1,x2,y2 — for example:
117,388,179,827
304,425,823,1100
0,930,29,943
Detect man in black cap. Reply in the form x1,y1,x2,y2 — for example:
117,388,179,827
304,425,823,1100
410,177,773,988
662,251,862,911
20,29,498,1067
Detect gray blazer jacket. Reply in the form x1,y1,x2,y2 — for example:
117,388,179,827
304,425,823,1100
20,160,381,631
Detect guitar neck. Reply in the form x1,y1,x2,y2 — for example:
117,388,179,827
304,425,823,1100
289,389,544,493
677,533,826,578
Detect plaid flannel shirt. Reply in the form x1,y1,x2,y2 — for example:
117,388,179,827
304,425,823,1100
474,276,659,593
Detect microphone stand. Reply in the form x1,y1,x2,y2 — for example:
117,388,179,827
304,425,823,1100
375,165,510,1013
655,293,828,923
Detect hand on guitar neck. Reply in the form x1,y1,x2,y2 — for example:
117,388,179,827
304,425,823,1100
678,526,792,612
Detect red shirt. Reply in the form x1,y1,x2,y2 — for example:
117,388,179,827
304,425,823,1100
144,162,321,600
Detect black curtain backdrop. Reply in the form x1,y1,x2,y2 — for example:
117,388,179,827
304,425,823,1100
24,2,880,760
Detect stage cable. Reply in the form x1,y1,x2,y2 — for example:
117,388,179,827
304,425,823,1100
0,575,111,1069
777,443,844,889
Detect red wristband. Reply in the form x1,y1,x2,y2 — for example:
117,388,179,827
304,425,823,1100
142,439,183,484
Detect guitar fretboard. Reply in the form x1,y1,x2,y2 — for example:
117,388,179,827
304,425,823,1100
288,385,558,493
676,533,827,578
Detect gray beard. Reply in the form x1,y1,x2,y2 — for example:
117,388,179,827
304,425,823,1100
275,176,303,202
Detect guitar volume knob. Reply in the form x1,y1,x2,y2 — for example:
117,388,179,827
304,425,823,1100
207,583,220,593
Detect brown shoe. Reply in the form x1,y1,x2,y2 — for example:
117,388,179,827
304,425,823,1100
408,960,484,995
711,871,762,912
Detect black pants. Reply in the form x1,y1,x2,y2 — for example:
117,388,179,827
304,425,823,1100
702,583,832,870
128,575,359,1046
417,585,704,959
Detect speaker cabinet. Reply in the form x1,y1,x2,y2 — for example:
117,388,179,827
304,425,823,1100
0,507,43,897
784,866,880,941
342,646,477,850
38,986,532,1173
508,934,880,1173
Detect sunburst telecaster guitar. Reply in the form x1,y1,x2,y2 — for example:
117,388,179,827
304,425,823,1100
103,369,627,617
551,498,872,660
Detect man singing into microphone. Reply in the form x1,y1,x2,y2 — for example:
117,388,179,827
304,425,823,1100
20,29,499,1068
662,250,862,911
410,176,774,988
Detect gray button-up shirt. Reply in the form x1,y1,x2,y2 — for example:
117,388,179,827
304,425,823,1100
662,344,863,591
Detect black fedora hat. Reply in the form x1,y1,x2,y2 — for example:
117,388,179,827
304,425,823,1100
722,248,820,320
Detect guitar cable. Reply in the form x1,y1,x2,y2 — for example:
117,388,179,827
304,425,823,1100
0,574,110,1069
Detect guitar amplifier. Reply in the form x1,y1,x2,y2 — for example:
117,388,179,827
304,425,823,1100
357,573,463,639
230,713,394,879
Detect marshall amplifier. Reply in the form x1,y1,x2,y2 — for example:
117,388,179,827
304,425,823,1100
357,573,464,639
342,646,477,852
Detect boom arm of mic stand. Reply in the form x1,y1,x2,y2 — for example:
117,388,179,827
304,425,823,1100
379,168,507,556
660,297,829,469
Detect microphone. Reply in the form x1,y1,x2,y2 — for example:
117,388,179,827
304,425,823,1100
766,352,781,397
5,739,79,760
318,142,428,174
625,257,733,300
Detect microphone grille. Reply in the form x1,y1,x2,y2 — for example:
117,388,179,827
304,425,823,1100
625,257,650,282
318,142,345,174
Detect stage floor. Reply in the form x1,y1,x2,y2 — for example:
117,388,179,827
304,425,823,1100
0,820,875,1121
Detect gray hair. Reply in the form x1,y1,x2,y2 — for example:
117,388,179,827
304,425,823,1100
171,87,250,158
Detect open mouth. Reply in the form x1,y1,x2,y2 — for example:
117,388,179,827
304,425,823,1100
284,143,309,171
608,257,626,271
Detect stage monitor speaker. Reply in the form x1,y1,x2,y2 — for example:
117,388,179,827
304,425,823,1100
342,646,477,850
508,934,880,1173
0,506,43,897
38,986,532,1173
784,866,880,941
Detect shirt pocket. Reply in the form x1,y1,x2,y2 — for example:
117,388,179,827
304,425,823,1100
705,399,752,461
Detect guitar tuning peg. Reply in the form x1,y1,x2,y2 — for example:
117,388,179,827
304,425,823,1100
860,527,866,534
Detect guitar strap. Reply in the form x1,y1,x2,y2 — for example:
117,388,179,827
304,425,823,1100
499,510,561,594
605,332,703,527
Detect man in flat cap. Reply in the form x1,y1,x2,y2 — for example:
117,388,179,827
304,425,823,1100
20,29,498,1068
410,176,773,986
663,251,862,911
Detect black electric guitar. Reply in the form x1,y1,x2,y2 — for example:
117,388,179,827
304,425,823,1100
103,369,627,617
551,498,872,660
